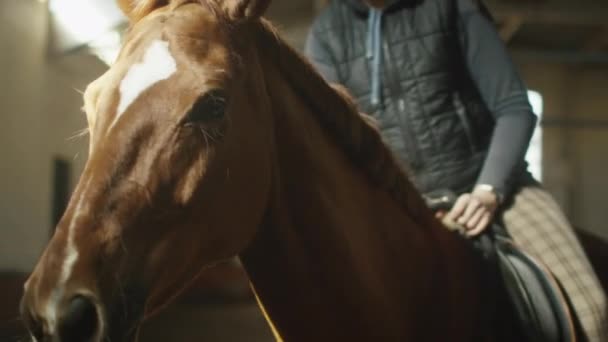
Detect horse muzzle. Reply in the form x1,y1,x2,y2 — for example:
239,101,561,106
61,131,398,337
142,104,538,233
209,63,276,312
21,293,104,342
21,292,143,342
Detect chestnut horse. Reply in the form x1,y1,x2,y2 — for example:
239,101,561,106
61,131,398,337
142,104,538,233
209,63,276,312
20,0,520,341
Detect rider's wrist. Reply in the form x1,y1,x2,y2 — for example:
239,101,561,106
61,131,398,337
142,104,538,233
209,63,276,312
474,184,504,205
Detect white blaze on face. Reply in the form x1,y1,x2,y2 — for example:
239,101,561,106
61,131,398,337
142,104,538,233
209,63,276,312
114,39,177,126
43,178,92,335
43,235,81,335
41,39,177,335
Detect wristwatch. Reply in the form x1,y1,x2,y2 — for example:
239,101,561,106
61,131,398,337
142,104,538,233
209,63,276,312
474,184,504,205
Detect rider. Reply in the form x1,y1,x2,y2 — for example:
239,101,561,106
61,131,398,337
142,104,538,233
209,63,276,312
305,0,607,340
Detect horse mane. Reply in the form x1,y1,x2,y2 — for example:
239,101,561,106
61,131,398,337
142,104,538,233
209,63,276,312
253,19,430,222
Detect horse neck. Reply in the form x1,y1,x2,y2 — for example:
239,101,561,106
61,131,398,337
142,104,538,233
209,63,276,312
237,26,487,341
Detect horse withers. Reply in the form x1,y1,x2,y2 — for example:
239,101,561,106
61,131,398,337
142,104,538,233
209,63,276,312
20,0,518,341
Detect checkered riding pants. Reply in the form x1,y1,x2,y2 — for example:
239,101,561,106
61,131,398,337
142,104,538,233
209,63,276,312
502,185,608,342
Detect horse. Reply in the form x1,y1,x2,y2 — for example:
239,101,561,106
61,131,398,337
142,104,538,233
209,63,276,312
20,0,521,341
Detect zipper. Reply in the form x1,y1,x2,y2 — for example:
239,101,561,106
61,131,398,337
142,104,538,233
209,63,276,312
452,92,478,153
382,40,422,169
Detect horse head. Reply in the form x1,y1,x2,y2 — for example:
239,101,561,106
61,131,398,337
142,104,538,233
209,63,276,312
21,1,273,340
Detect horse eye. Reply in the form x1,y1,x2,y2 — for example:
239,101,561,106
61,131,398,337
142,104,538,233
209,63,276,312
186,90,227,123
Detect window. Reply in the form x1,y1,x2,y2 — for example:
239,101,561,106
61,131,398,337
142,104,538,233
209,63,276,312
48,0,125,64
526,90,543,181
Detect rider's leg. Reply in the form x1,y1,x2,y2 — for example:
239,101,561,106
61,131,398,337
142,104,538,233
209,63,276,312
502,184,607,342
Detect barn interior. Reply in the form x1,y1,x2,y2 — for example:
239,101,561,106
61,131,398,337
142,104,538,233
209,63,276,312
1,0,607,341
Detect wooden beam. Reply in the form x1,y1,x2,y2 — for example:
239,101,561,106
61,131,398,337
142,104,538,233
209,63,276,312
510,48,608,64
582,27,608,52
499,15,524,43
485,0,608,26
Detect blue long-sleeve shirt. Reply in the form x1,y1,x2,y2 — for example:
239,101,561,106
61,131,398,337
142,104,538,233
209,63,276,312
456,0,537,193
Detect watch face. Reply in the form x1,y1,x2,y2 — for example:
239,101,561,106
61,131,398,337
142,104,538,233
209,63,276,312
475,184,503,204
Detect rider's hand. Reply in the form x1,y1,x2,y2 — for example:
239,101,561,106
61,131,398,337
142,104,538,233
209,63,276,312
443,186,499,237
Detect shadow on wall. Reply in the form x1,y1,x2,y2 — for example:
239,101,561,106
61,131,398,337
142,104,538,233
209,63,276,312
1,230,607,341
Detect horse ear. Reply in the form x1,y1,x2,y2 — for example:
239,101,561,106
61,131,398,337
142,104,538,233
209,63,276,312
221,0,271,21
116,0,170,22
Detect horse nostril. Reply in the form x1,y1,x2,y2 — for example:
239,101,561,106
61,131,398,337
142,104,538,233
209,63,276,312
58,295,99,342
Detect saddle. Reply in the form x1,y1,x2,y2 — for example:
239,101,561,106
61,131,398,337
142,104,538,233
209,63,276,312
423,189,577,342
